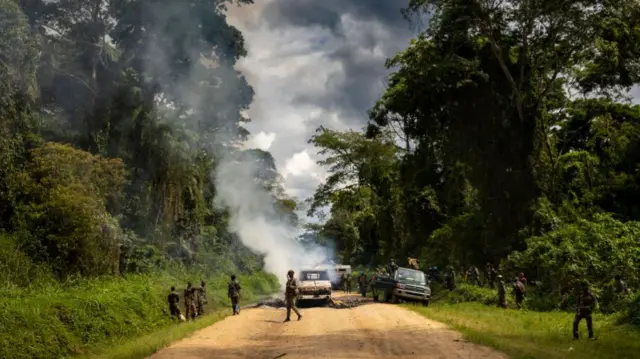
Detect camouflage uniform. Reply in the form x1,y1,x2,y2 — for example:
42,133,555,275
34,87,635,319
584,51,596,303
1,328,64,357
284,270,302,322
184,283,196,320
358,272,367,297
168,287,181,318
389,259,399,276
196,281,207,316
369,271,379,300
345,273,352,293
228,276,241,315
485,263,495,289
573,282,597,339
469,266,479,285
497,276,507,308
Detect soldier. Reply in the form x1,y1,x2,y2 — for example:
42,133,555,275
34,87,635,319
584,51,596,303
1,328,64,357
358,272,368,297
513,277,526,309
345,272,353,293
497,275,507,308
341,272,347,292
615,275,630,295
196,280,207,316
369,270,379,300
184,282,196,320
485,262,495,289
573,281,597,340
445,266,456,291
469,265,480,285
228,275,241,315
168,286,181,318
284,270,302,322
389,259,399,276
408,257,420,270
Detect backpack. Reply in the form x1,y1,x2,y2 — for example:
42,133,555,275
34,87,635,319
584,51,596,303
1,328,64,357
228,281,239,298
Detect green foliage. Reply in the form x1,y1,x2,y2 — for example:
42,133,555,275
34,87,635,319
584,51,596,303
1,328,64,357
0,270,278,359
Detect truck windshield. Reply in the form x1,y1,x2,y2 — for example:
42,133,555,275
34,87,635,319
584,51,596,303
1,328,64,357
396,269,426,285
301,271,329,281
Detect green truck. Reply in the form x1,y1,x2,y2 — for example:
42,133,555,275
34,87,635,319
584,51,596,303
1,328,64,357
373,267,431,306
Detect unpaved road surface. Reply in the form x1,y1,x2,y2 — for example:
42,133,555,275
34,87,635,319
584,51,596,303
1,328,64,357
147,294,508,359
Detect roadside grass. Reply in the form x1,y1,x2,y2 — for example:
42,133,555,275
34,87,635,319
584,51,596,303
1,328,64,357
0,271,279,359
406,302,640,359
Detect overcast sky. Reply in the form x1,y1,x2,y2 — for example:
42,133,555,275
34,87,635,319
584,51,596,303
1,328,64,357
226,0,415,207
226,0,640,213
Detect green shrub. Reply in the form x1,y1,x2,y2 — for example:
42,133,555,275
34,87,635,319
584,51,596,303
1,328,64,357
0,271,278,359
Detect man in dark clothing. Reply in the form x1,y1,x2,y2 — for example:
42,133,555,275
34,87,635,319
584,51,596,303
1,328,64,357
513,277,525,309
345,272,353,293
168,286,181,318
284,270,302,322
469,266,480,285
228,275,241,315
196,280,207,316
573,281,597,340
389,259,399,276
485,262,497,289
358,272,367,297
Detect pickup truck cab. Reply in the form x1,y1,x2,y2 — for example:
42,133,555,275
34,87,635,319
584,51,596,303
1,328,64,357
296,269,332,305
373,267,431,306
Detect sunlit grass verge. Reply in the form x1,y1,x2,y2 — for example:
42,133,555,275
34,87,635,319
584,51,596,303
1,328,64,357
406,302,640,359
0,271,279,359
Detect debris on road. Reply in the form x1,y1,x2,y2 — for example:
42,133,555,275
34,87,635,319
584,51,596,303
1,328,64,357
252,294,373,309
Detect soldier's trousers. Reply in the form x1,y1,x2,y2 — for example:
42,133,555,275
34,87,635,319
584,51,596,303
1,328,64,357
515,294,524,309
498,296,507,308
185,303,196,320
446,279,455,291
197,302,204,316
573,313,594,339
231,296,240,314
169,304,181,317
285,297,300,319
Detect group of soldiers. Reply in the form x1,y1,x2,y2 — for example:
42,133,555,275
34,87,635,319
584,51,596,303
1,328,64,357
168,281,208,321
167,276,243,321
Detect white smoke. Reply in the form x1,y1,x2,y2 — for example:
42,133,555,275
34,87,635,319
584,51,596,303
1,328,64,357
214,156,332,289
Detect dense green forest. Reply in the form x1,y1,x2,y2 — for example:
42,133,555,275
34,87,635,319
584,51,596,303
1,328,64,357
0,0,299,286
306,0,640,313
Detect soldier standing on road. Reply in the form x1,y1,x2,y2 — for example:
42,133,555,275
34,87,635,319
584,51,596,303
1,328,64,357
513,277,526,309
445,266,456,291
573,281,597,340
228,275,241,315
184,282,196,320
497,275,507,308
358,272,368,297
345,272,353,293
369,270,379,300
168,286,181,318
284,270,302,322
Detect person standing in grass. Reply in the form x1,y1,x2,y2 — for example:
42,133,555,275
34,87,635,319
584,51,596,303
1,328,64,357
513,277,526,309
196,280,207,316
228,275,241,315
573,281,597,340
168,286,181,318
184,282,196,320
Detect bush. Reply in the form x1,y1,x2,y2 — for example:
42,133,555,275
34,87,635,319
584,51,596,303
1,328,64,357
433,283,498,306
0,271,278,359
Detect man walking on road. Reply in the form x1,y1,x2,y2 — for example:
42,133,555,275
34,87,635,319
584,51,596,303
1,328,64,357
228,275,241,315
284,270,302,322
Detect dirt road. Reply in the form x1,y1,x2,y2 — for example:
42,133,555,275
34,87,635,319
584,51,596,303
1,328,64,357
147,294,508,359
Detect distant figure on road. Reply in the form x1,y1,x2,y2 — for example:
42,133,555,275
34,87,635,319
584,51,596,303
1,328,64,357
497,275,507,308
445,266,456,291
168,286,181,318
345,272,353,293
369,270,379,300
573,281,597,340
228,275,241,315
358,272,368,297
284,270,302,322
184,282,196,320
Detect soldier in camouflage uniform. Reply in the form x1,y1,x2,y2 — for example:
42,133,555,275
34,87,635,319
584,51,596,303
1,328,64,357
184,282,196,320
228,275,241,315
168,286,181,318
445,266,456,291
497,275,507,308
389,259,399,276
369,269,379,301
196,280,208,316
573,281,597,340
284,270,302,322
513,277,526,309
469,265,480,285
345,272,353,293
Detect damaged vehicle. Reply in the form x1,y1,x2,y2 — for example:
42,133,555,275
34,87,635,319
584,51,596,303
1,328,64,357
373,267,431,306
296,269,332,306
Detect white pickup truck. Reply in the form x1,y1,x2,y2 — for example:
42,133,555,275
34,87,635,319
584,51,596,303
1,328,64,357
296,269,332,305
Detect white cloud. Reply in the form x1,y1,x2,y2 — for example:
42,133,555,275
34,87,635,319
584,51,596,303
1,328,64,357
245,131,276,151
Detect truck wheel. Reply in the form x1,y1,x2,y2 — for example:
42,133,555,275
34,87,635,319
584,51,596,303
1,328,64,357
422,300,430,307
391,293,399,304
